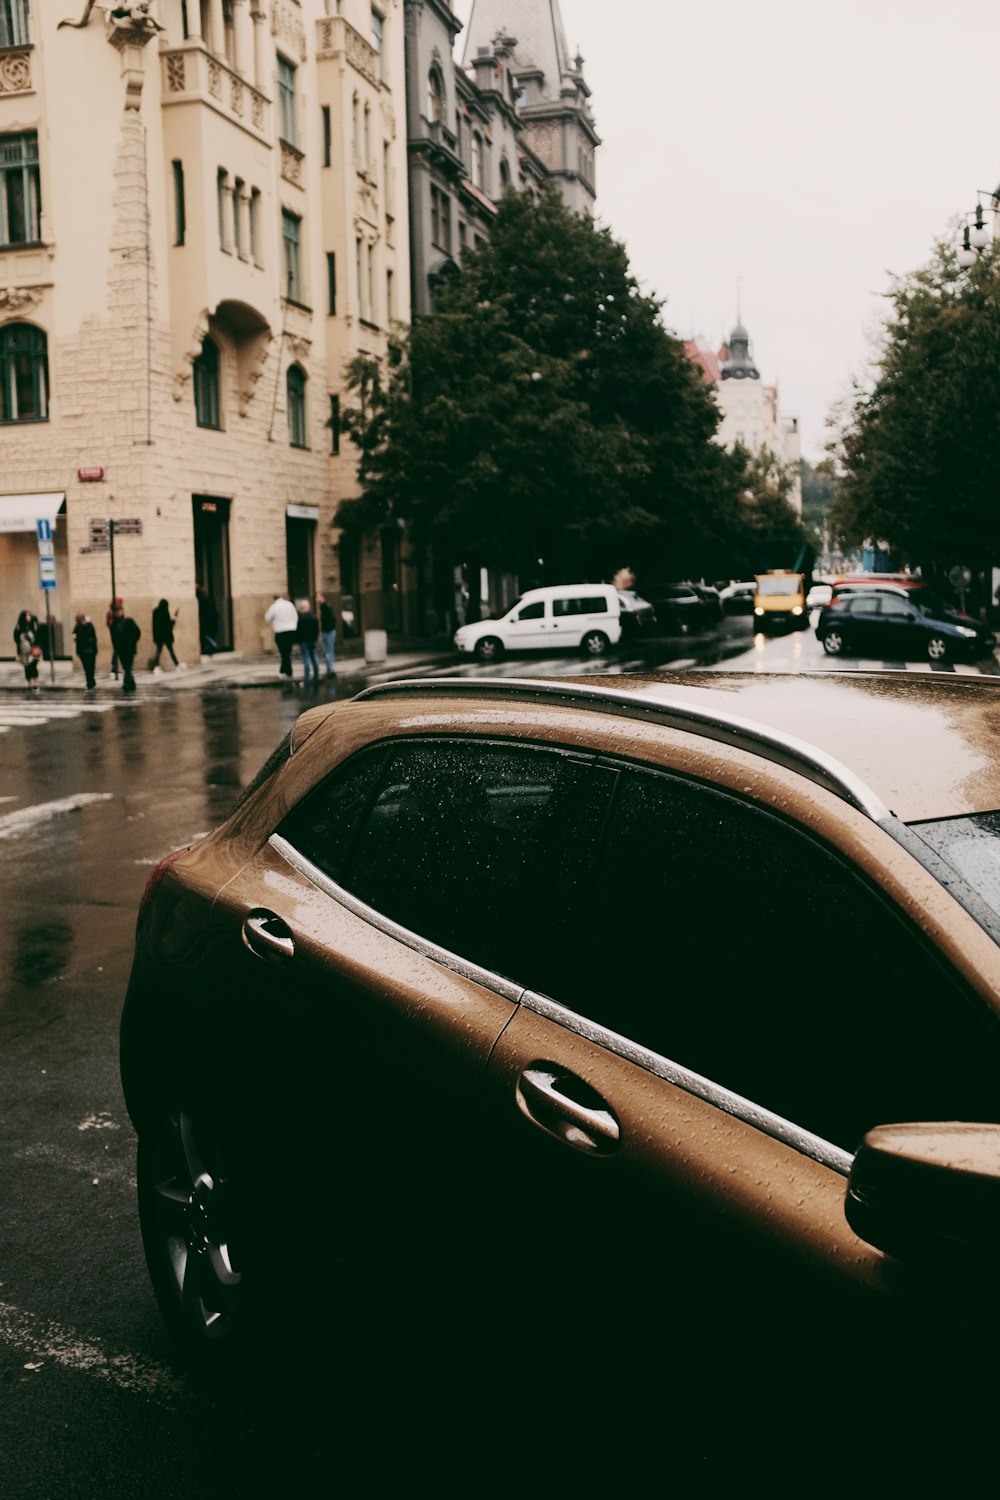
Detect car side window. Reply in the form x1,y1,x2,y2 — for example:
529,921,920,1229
879,594,913,617
849,596,879,615
287,738,611,991
553,596,608,616
559,763,1000,1153
514,601,545,621
278,744,387,885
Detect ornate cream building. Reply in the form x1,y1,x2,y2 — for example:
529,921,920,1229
0,0,410,665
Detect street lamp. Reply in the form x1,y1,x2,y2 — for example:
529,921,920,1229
956,189,999,266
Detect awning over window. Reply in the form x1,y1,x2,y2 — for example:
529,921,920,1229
0,492,66,534
286,504,319,521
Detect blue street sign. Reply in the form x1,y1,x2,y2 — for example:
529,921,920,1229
40,577,56,590
36,518,52,543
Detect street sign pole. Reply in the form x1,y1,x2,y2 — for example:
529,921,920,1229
44,588,54,684
109,518,118,679
36,519,57,683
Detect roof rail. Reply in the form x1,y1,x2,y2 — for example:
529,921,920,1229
352,677,893,822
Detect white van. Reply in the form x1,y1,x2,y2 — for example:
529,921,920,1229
454,583,623,662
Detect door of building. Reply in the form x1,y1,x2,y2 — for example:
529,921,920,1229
192,495,232,651
285,511,316,604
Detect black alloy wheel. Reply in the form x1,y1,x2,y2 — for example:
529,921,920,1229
137,1104,246,1371
475,636,503,662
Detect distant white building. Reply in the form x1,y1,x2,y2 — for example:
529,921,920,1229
686,321,802,513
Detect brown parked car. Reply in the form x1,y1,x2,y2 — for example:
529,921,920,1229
120,671,1000,1392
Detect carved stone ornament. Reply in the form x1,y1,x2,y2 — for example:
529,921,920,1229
0,51,31,94
285,334,312,360
58,1,164,45
0,285,41,313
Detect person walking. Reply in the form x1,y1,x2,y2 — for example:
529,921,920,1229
14,609,41,689
106,596,122,678
73,612,98,689
265,592,299,678
151,598,183,673
317,592,337,677
297,599,320,687
195,584,219,656
109,600,141,692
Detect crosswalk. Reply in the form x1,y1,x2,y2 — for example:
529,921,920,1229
0,700,123,733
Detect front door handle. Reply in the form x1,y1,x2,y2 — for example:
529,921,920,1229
516,1065,620,1155
242,908,295,964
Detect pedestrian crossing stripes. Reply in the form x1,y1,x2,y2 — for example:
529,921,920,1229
0,701,122,732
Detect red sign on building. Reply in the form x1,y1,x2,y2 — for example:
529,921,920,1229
77,466,105,482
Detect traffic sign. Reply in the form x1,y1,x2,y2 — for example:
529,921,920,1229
39,557,56,588
40,576,56,591
36,518,52,543
38,538,54,559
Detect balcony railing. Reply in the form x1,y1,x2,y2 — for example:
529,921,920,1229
316,15,379,86
162,45,269,142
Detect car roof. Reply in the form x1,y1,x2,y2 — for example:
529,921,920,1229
353,671,1000,823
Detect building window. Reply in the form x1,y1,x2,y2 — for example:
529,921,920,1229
217,168,229,251
355,236,363,317
363,103,371,171
366,242,375,322
351,93,359,161
0,323,47,423
327,252,336,315
193,336,221,429
386,267,394,322
383,141,392,212
499,156,511,190
277,57,297,146
322,105,331,167
458,220,466,252
250,188,262,266
427,68,444,124
172,160,185,246
0,132,40,247
232,176,244,258
282,209,301,301
287,365,307,448
329,393,340,455
222,0,235,66
0,1,28,48
430,185,451,252
471,131,483,188
370,8,384,81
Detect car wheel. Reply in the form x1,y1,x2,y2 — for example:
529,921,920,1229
474,636,503,662
821,631,844,655
581,630,609,656
137,1103,247,1372
927,635,949,663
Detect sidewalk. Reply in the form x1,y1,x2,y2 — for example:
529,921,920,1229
0,636,456,694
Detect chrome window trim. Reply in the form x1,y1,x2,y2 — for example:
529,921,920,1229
269,833,523,1004
270,831,853,1178
353,677,892,823
519,988,855,1177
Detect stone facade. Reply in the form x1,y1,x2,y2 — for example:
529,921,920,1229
0,0,410,665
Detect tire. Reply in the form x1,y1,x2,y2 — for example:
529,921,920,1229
474,636,503,662
927,635,948,664
821,631,844,656
137,1103,248,1373
581,630,609,657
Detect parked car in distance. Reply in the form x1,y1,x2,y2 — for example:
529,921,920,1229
753,570,809,632
640,581,720,632
616,589,657,641
452,583,622,661
806,581,833,609
816,589,995,662
121,670,1000,1390
719,580,756,615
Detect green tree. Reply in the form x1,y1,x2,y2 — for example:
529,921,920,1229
830,236,1000,599
338,189,744,602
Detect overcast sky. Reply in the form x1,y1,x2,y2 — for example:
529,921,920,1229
453,0,1000,461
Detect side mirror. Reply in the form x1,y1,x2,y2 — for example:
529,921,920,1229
846,1122,1000,1268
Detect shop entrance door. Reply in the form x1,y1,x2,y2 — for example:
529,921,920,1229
285,512,316,603
192,495,232,651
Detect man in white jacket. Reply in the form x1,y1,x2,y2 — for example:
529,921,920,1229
264,593,300,678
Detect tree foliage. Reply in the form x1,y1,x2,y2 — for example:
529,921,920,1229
339,189,780,585
829,237,1000,577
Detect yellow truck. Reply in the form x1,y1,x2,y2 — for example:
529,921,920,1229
753,570,808,633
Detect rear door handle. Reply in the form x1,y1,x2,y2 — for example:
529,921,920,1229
516,1065,620,1155
242,909,295,964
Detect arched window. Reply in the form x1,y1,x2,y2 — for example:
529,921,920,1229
499,155,511,190
471,131,483,188
0,322,48,423
427,68,444,123
287,364,307,448
193,335,221,429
